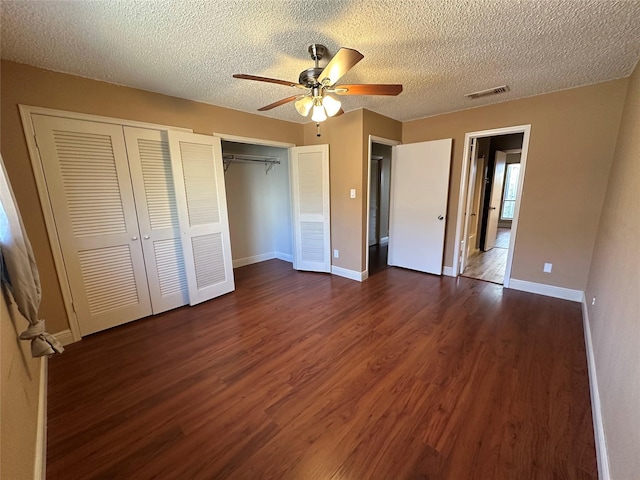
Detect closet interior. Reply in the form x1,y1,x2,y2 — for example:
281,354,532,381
221,141,293,268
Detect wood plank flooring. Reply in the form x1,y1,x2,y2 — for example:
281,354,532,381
47,260,597,479
463,229,510,284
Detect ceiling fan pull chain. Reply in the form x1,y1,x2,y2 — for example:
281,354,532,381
316,122,321,137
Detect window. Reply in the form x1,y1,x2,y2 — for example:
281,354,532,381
501,163,520,220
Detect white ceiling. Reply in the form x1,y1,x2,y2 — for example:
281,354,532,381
2,0,640,124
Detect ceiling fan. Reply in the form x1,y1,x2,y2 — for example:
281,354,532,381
233,44,403,123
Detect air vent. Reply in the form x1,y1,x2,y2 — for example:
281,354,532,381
465,85,510,99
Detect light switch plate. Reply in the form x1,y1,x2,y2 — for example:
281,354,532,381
543,263,552,273
350,188,356,199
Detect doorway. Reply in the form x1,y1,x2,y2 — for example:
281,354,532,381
453,125,531,287
366,136,399,276
213,133,297,272
367,144,392,275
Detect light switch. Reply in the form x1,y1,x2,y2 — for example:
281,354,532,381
350,188,356,199
543,263,552,273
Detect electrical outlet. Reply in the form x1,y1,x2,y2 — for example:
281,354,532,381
592,296,596,306
333,249,339,258
543,263,552,273
350,188,356,199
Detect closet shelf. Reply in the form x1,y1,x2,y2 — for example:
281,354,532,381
223,154,281,174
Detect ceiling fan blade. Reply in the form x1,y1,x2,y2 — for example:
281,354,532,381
233,74,302,88
319,47,364,86
258,95,300,111
333,84,403,96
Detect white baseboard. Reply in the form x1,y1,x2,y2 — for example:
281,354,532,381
232,252,275,268
380,236,389,245
233,252,294,268
331,265,366,282
582,295,610,480
274,252,293,263
53,329,76,346
507,278,583,302
34,357,47,480
442,266,455,277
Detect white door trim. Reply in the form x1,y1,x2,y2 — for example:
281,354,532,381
452,124,531,287
19,105,193,342
365,135,401,278
212,132,296,149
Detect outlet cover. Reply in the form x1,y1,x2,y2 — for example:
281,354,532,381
543,263,552,273
350,188,356,199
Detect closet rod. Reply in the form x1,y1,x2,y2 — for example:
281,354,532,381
222,154,281,174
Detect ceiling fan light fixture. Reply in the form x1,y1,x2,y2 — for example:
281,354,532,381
295,96,314,116
311,102,327,122
322,94,341,117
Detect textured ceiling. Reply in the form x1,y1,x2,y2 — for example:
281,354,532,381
2,0,640,124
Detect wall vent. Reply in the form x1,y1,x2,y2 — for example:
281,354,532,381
465,85,510,99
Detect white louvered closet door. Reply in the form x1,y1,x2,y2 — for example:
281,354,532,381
124,127,188,314
168,132,235,306
289,145,331,272
32,115,152,335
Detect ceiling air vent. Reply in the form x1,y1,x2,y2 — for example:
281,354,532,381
465,85,510,99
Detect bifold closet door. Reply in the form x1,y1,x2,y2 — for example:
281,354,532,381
289,145,331,272
168,132,235,305
124,127,188,314
32,115,152,335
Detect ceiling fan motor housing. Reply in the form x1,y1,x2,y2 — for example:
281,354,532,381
298,67,324,88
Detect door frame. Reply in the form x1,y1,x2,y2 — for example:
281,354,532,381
19,105,192,343
365,135,401,279
452,124,531,287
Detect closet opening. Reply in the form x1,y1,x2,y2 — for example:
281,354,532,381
220,140,294,273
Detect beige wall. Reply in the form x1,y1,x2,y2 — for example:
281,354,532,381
403,79,628,290
1,60,303,333
585,63,640,479
221,142,292,262
1,291,43,479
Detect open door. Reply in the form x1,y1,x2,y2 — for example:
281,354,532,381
484,151,507,250
388,139,452,275
168,131,235,305
289,144,331,272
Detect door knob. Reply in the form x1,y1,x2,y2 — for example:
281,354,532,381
132,236,138,241
438,215,444,220
489,207,496,210
143,235,150,240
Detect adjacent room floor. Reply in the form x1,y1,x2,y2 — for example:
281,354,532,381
368,242,389,276
462,228,510,284
46,260,596,480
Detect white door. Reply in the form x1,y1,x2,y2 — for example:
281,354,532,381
289,145,331,272
485,151,507,250
124,127,188,313
388,139,452,275
32,115,152,335
168,131,235,305
460,138,480,274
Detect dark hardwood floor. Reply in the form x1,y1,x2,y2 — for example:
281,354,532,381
47,260,597,479
368,242,389,276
